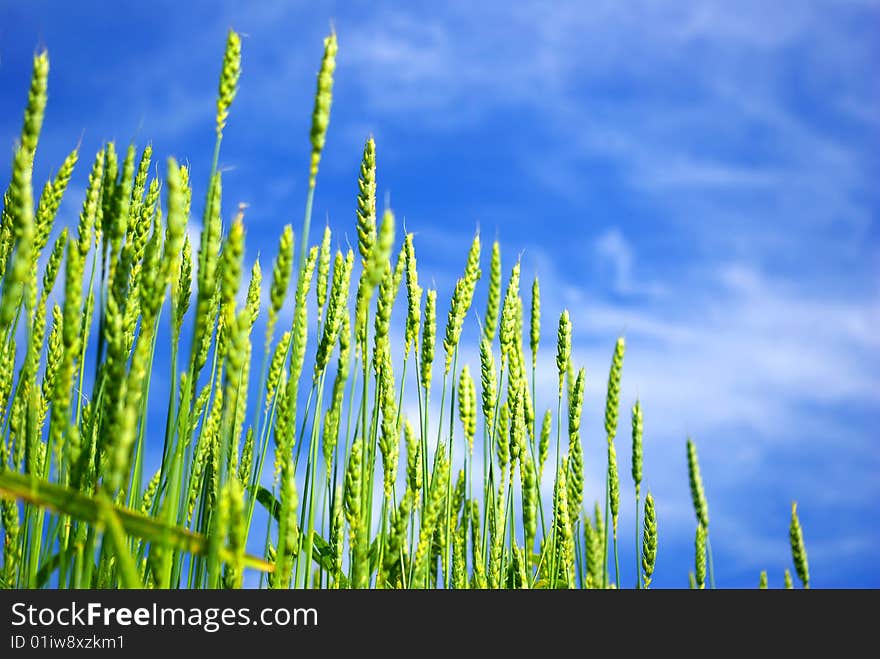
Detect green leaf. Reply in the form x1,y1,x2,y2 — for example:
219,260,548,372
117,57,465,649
255,485,337,574
256,485,281,521
0,472,272,574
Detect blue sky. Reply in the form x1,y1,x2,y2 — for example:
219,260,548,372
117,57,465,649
1,0,877,587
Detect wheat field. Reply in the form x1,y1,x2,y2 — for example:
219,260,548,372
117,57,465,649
0,30,810,590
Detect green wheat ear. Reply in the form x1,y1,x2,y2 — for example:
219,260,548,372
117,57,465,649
567,367,585,527
758,571,768,589
695,523,707,589
309,30,338,188
604,336,624,442
403,233,421,357
641,492,657,588
538,408,552,478
530,276,540,368
555,310,571,396
216,29,242,138
268,224,294,342
499,261,520,362
483,240,501,343
784,569,793,589
686,438,709,528
789,501,810,588
608,442,620,536
479,337,497,426
34,147,77,264
21,51,49,156
0,51,49,329
315,224,332,324
420,289,437,393
457,365,477,454
631,400,643,488
356,137,377,263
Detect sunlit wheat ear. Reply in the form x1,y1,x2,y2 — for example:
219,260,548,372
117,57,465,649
451,512,468,590
315,249,353,381
488,486,505,588
21,51,49,157
323,308,351,471
129,177,158,280
604,336,624,443
371,263,394,375
106,144,135,262
631,400,643,489
687,438,709,529
34,148,77,264
479,337,497,425
378,354,400,500
496,401,509,473
481,240,501,343
54,242,82,467
40,229,67,301
162,158,188,294
552,456,574,588
238,427,254,488
695,523,707,589
784,569,793,589
443,233,481,374
467,502,485,589
41,304,64,404
539,408,551,479
457,365,477,455
391,230,406,291
356,137,376,263
414,448,448,587
789,502,809,588
641,492,657,588
0,193,12,281
174,237,193,339
315,224,332,324
364,210,395,289
555,311,571,396
264,330,289,412
608,442,620,537
191,171,222,375
0,52,49,329
309,30,338,188
139,469,161,516
508,383,525,468
521,454,538,552
267,224,294,343
327,488,345,587
343,439,363,584
129,143,152,219
382,491,413,588
405,419,423,502
582,512,598,588
222,479,246,589
758,571,768,589
245,259,261,328
567,367,585,527
530,276,540,368
420,288,437,394
274,457,299,588
216,29,241,139
499,261,521,362
403,233,421,357
282,247,317,436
